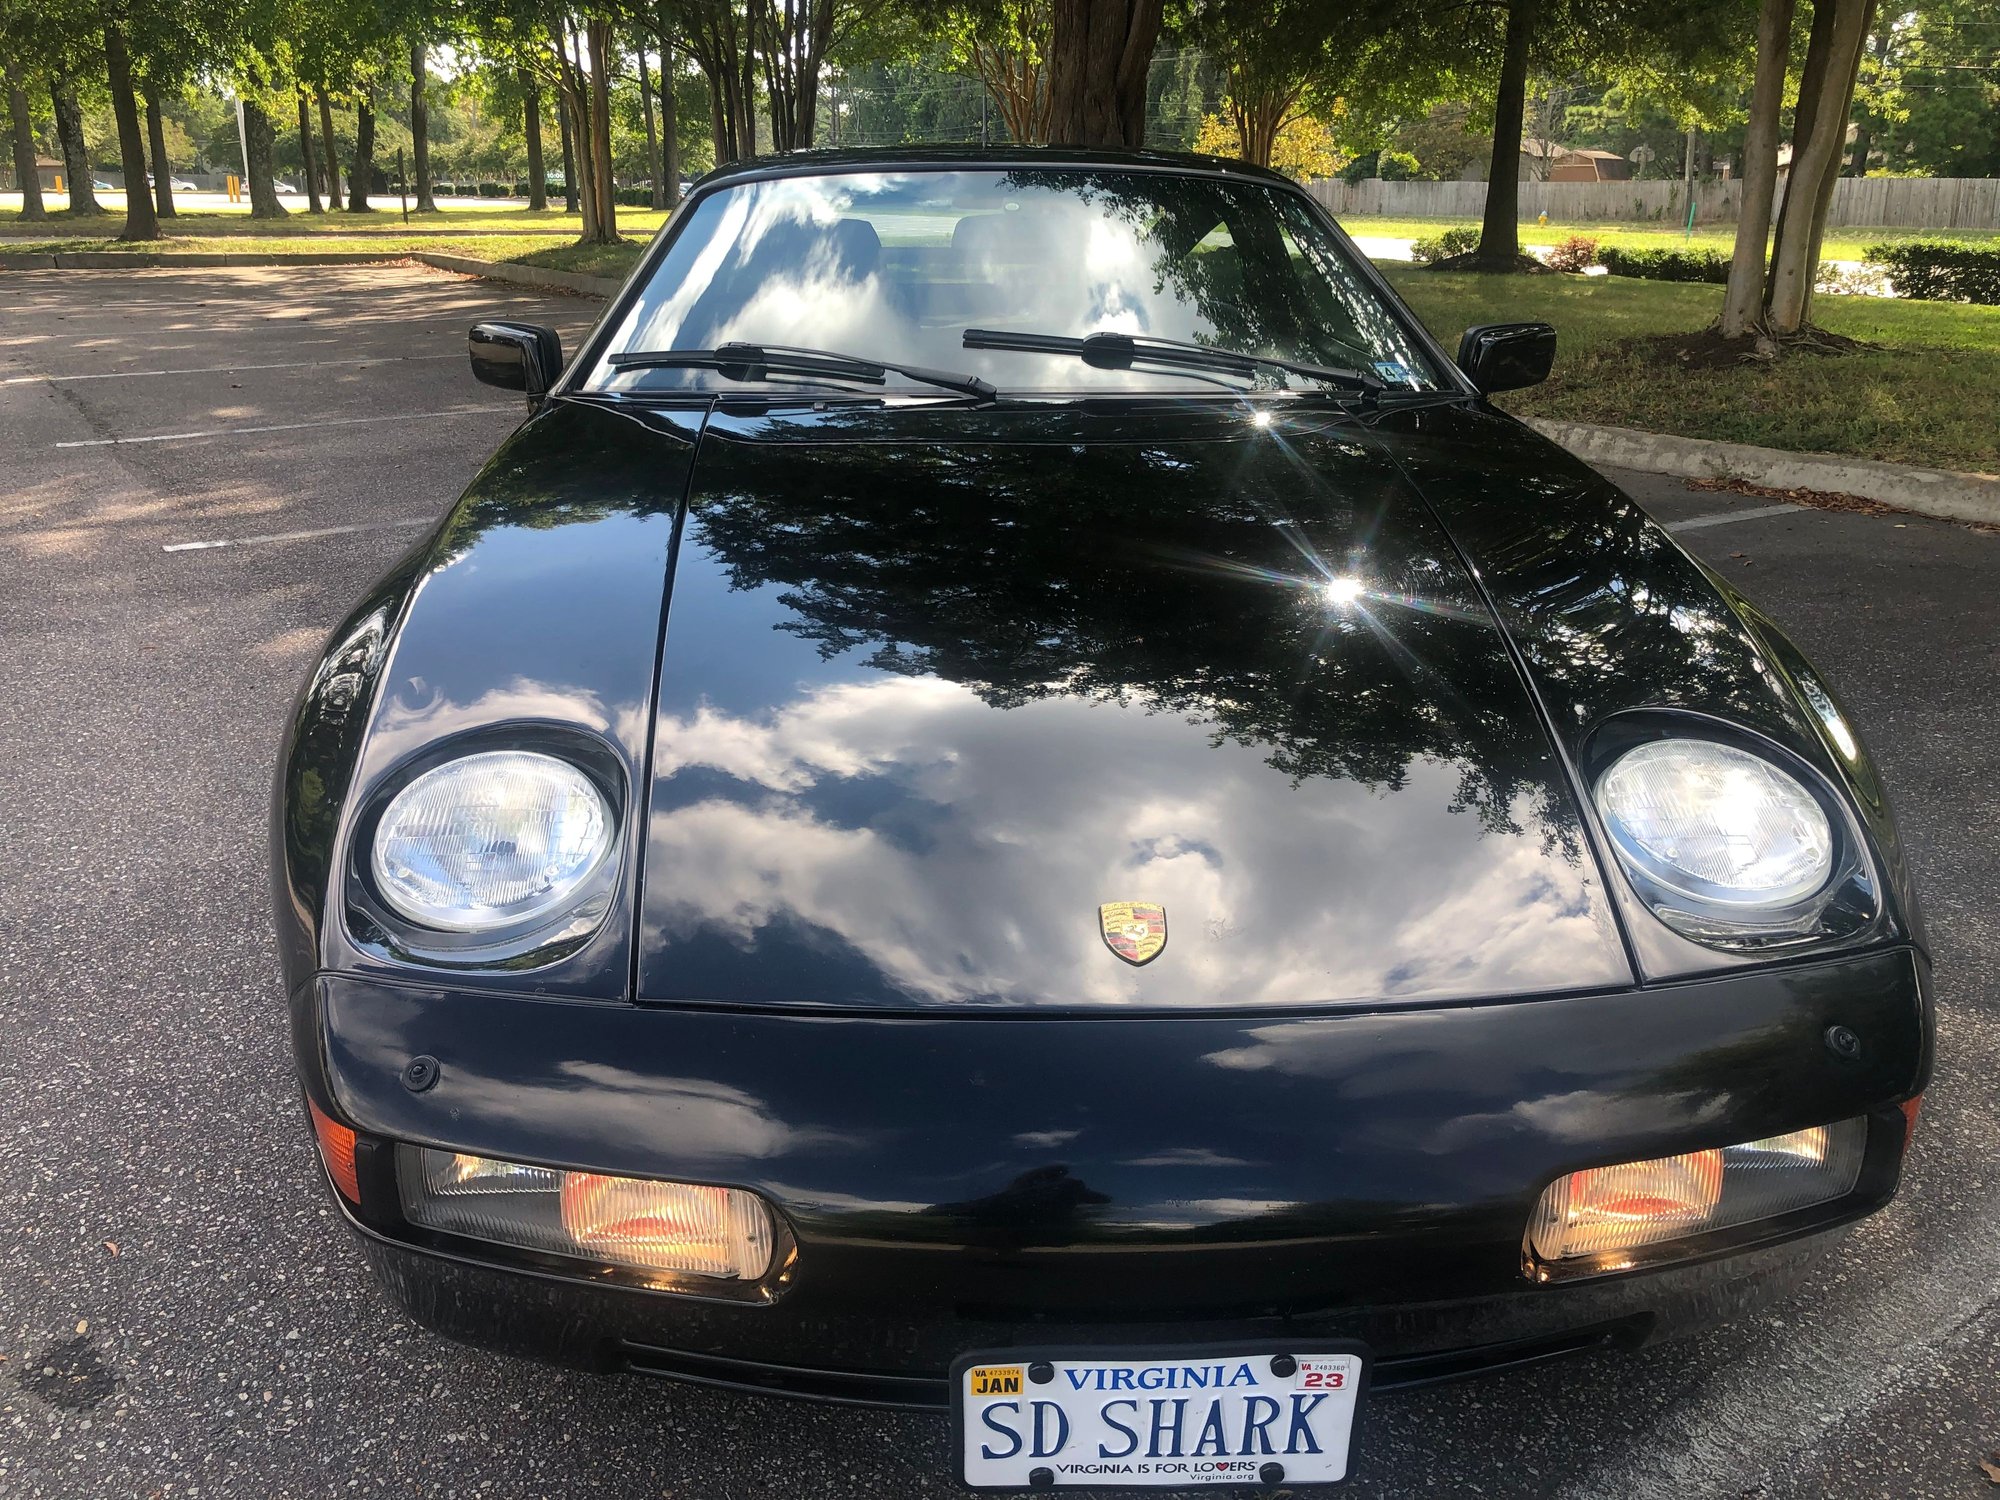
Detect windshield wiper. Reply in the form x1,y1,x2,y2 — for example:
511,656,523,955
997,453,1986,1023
608,342,996,403
962,328,1384,403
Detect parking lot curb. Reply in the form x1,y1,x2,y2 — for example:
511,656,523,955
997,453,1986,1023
0,249,408,269
415,251,624,299
1527,417,2000,527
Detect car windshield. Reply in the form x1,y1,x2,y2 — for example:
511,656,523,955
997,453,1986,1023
585,166,1445,397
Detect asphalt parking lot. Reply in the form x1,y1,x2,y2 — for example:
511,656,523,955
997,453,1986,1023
1,264,1995,1500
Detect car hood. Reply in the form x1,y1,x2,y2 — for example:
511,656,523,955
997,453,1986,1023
636,401,1629,1009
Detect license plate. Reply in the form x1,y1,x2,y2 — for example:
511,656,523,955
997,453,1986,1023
953,1342,1368,1489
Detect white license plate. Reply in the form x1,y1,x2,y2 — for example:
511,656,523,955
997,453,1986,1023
954,1343,1367,1489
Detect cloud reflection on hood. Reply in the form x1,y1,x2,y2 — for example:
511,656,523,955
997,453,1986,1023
642,673,1624,1008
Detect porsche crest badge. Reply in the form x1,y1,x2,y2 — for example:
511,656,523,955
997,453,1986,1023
1098,901,1167,966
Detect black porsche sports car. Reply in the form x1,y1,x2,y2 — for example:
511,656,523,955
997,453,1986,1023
276,148,1930,1490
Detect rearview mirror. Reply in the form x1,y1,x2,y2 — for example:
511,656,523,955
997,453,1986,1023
1455,322,1556,394
470,321,564,397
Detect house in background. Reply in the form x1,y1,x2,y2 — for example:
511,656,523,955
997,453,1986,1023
0,156,66,192
1521,137,1565,180
1549,148,1632,182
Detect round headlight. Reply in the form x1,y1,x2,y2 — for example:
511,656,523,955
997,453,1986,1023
1594,739,1834,908
370,751,614,932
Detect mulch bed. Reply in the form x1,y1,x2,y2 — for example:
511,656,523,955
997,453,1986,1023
1426,249,1554,274
1627,325,1878,372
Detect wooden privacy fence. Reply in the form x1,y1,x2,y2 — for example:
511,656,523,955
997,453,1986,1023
1303,176,2000,230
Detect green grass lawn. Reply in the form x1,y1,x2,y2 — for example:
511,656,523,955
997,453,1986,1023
507,240,652,279
1342,215,2000,265
1383,265,2000,471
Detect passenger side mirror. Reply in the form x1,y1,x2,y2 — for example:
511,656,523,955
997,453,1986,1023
470,321,564,397
1455,322,1556,394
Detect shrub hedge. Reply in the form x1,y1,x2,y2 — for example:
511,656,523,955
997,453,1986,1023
1598,245,1731,284
1409,225,1480,264
1545,233,1599,273
1864,239,2000,305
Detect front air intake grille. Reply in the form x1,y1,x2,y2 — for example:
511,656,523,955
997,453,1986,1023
616,1317,1650,1409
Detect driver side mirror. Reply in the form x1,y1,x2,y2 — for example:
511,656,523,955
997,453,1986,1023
470,321,564,397
1456,322,1556,394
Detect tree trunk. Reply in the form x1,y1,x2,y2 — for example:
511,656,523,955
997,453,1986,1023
295,89,321,213
738,35,757,158
144,87,176,216
103,28,159,240
1846,125,1869,177
705,62,731,164
1476,0,1539,267
971,38,1051,144
638,48,664,209
1229,86,1294,170
523,73,547,211
1721,0,1794,337
52,82,99,213
661,43,680,207
1046,0,1162,148
410,41,437,212
1769,0,1837,295
757,0,831,150
586,15,619,241
1799,0,1875,320
1765,0,1870,332
556,38,579,211
795,6,828,148
243,98,286,217
1846,9,1892,177
349,95,375,210
7,76,46,220
560,25,600,241
319,91,342,208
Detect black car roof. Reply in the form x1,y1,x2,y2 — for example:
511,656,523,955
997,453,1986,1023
690,145,1298,192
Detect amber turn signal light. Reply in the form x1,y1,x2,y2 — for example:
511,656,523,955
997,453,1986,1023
1528,1117,1868,1277
307,1100,361,1203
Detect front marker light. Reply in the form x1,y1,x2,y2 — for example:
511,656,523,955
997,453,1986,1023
307,1101,360,1204
397,1146,777,1284
1528,1117,1867,1276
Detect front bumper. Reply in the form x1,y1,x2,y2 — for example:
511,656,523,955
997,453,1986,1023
297,947,1930,1402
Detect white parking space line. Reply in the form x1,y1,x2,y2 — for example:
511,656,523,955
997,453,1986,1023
162,516,434,553
55,404,515,448
1664,503,1803,533
1,353,460,385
